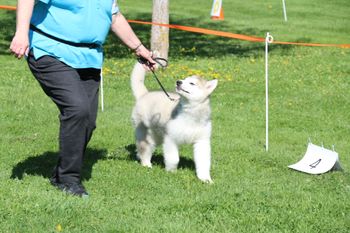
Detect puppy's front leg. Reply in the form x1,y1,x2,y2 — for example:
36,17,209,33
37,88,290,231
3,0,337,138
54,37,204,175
194,139,213,183
163,136,180,172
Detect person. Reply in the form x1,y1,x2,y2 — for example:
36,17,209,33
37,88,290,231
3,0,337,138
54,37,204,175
10,0,155,197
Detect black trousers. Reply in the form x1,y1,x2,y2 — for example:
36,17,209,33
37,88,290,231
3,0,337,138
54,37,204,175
27,51,100,183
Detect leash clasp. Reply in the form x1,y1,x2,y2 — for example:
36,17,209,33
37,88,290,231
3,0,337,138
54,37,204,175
137,56,168,69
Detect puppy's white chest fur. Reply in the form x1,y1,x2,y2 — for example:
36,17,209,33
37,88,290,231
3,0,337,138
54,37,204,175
167,109,211,145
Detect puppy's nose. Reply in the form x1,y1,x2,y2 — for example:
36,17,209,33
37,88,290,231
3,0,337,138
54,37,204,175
176,80,182,86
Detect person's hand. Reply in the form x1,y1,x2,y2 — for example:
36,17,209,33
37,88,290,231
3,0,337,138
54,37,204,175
9,32,30,59
134,44,156,71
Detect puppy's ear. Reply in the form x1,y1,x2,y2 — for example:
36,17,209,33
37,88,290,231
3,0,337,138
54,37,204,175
206,79,218,94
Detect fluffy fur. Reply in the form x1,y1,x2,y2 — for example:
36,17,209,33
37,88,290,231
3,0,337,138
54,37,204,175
131,62,218,183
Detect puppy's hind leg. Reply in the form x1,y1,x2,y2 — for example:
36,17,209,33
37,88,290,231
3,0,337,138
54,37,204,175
135,124,155,168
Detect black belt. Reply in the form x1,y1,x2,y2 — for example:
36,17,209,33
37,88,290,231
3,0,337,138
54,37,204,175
30,24,101,49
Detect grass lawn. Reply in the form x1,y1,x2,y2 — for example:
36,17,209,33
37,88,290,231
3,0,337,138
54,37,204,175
0,0,349,232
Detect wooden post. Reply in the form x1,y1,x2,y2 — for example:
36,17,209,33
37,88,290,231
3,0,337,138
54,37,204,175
151,0,169,59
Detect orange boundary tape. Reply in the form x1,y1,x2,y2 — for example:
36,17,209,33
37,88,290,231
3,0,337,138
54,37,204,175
128,20,264,42
1,5,349,49
0,5,16,10
129,20,350,49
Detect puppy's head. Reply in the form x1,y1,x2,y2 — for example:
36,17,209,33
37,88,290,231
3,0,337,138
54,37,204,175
175,76,218,102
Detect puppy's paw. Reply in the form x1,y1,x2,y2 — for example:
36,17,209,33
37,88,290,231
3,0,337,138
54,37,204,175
197,175,213,184
141,161,152,168
164,159,179,172
165,166,177,173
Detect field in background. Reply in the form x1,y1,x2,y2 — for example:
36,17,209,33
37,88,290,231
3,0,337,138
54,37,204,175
0,0,349,232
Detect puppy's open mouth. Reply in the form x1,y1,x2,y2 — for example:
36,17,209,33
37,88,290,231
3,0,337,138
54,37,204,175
176,85,190,94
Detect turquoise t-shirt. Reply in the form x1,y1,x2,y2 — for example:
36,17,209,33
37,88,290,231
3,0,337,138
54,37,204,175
29,0,119,69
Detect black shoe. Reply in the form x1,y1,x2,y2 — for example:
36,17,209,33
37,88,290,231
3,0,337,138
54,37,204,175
50,178,89,198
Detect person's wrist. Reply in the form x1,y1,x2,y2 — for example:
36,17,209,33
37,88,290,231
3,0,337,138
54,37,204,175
135,45,149,58
16,24,30,34
133,43,143,53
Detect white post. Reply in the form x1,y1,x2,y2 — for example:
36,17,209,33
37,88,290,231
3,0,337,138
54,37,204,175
100,71,104,112
282,0,288,22
265,32,273,151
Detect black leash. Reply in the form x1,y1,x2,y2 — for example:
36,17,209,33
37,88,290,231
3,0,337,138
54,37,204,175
137,56,176,101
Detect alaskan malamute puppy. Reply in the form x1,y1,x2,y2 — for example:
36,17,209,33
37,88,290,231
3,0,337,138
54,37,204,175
131,62,217,183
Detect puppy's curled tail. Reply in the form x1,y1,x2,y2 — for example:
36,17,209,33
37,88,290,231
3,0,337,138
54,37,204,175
131,62,148,100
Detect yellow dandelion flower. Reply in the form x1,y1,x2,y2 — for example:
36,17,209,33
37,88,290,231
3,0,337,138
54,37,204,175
55,224,62,232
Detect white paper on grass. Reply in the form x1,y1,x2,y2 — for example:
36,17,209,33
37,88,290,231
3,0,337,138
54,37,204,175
288,143,342,174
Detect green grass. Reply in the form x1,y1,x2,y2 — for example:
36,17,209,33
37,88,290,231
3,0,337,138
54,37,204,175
1,0,350,232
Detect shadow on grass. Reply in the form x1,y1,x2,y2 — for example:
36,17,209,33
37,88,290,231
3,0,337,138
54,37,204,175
124,144,195,170
0,11,294,58
10,148,107,181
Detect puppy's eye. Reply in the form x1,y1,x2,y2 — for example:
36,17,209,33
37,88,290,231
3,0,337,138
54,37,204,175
190,82,196,86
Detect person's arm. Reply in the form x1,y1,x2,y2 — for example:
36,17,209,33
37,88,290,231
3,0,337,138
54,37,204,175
111,12,155,69
10,0,36,59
